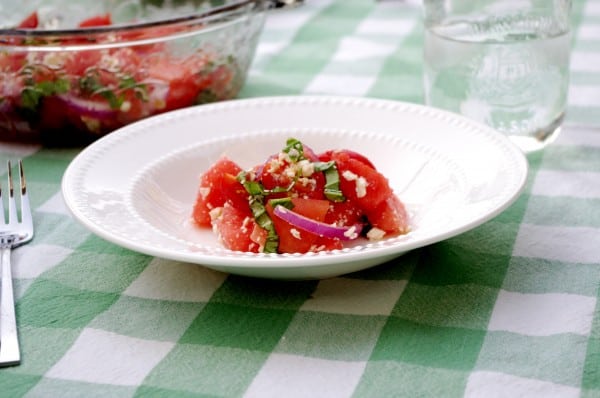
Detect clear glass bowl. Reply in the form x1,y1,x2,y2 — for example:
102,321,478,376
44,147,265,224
0,0,268,145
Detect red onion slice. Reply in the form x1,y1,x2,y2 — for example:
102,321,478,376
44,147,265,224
57,94,118,119
273,205,363,240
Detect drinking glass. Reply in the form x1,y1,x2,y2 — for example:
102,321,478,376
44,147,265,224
422,0,573,152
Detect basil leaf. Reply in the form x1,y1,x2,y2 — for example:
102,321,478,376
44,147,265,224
249,198,279,254
314,161,346,202
268,197,294,210
283,138,304,162
20,78,70,111
237,171,280,253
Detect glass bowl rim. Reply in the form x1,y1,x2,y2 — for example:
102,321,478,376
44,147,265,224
0,0,264,42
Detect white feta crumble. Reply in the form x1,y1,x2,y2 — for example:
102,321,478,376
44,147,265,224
342,170,368,198
284,167,296,179
298,177,316,189
290,228,302,240
343,225,359,240
298,160,314,177
209,207,223,221
278,151,291,163
310,244,327,252
287,148,300,159
355,176,368,198
366,227,386,241
269,157,283,171
240,216,252,233
120,101,132,113
199,187,211,198
342,170,358,181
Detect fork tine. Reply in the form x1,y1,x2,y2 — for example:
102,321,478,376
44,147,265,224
7,161,17,226
18,161,32,228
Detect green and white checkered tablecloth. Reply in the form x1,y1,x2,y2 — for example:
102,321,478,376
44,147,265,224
1,0,599,396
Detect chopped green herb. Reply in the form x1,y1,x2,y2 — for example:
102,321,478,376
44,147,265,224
283,138,305,162
195,89,218,105
243,180,264,196
21,78,70,111
80,71,122,109
237,171,281,253
119,75,148,102
80,70,148,110
268,197,294,210
314,161,346,202
249,199,279,254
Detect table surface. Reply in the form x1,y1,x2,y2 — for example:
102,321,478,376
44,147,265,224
1,0,600,397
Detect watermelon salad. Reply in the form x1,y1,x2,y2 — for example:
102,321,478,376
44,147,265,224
192,138,410,254
0,12,239,143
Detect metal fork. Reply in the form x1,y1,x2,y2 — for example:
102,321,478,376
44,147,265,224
0,161,33,367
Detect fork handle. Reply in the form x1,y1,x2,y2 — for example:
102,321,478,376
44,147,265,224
0,246,20,366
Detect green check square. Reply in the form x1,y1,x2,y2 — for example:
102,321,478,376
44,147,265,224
210,276,317,309
354,361,468,398
445,221,522,257
29,147,79,167
18,279,118,329
591,303,600,340
179,303,295,351
371,318,485,370
276,311,387,361
347,250,418,281
582,337,600,390
476,331,589,386
492,191,530,223
0,373,41,397
581,389,600,398
89,296,204,342
369,72,424,103
135,386,215,398
410,243,509,288
142,344,267,396
392,283,497,329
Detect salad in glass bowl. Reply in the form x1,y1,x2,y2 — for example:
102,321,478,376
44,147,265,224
0,0,269,145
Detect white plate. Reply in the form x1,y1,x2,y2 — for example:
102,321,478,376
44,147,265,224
62,96,528,279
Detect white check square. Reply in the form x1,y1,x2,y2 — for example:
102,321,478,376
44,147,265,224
333,37,397,61
37,191,71,216
244,353,365,398
513,224,600,264
356,18,416,36
303,75,376,96
465,371,580,398
46,328,174,386
488,290,596,336
124,258,227,302
13,244,72,279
